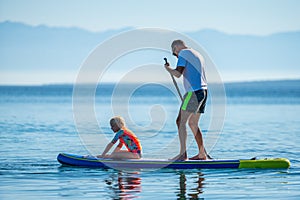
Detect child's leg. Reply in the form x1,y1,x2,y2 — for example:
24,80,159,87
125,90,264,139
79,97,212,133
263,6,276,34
110,151,141,159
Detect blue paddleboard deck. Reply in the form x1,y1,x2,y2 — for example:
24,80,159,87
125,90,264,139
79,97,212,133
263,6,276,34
57,153,290,169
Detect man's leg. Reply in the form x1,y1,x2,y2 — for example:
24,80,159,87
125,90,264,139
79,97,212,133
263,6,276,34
188,113,207,160
171,109,192,160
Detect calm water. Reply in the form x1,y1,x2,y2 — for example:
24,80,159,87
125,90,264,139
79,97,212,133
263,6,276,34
1,80,300,199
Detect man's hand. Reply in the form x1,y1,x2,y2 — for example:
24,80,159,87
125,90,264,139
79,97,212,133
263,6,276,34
163,57,182,78
164,62,171,72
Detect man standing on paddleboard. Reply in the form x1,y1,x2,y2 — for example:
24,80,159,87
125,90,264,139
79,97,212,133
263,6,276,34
164,39,209,161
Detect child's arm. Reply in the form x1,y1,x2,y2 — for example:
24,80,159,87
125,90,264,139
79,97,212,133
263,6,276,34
112,142,123,153
99,142,114,157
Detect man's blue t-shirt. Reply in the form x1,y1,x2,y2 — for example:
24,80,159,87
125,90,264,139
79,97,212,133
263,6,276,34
176,48,207,92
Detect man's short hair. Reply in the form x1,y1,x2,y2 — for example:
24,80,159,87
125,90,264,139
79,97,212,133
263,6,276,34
171,40,187,51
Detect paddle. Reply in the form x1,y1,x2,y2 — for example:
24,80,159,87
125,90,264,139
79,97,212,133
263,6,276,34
163,57,212,159
164,58,183,101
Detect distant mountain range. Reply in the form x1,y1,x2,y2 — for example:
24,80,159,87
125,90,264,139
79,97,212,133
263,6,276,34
0,21,299,83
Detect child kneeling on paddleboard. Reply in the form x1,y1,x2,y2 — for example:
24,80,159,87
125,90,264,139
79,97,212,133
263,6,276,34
97,116,142,159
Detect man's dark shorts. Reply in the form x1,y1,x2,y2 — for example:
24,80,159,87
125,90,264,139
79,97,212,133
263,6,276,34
181,89,208,113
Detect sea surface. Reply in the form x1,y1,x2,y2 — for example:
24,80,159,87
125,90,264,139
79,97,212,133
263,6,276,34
1,80,300,199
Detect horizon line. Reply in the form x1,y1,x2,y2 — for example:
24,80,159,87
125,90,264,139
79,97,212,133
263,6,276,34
0,78,299,87
2,20,300,37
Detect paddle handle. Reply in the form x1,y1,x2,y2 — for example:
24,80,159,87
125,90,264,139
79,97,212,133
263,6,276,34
164,57,168,65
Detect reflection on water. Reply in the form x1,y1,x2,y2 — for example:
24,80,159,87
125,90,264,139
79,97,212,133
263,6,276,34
105,171,141,199
54,166,296,199
104,169,205,199
103,170,205,200
177,171,205,200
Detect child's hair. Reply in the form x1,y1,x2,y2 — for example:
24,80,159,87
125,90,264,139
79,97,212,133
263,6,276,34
110,116,126,128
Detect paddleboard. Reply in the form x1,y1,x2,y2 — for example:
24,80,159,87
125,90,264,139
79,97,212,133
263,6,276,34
57,153,290,169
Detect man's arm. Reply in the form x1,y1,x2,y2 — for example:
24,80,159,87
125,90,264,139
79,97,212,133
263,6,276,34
164,64,184,78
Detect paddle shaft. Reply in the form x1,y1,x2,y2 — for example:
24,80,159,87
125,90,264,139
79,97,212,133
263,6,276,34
164,58,183,101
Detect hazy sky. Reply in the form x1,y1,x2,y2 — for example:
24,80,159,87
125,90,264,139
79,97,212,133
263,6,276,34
1,0,300,84
1,0,300,35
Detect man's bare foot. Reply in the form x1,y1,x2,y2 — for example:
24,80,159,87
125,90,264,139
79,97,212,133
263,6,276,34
189,154,207,160
169,152,187,161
